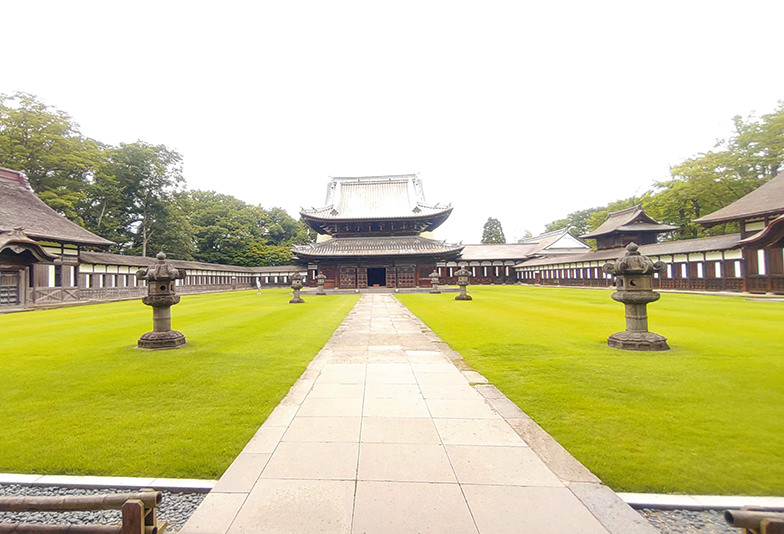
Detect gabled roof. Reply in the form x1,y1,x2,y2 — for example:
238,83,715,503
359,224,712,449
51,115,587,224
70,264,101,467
459,228,590,261
0,167,114,247
518,233,742,268
0,228,57,263
518,226,591,252
292,235,463,259
300,174,452,223
581,205,678,238
694,170,784,225
738,214,784,248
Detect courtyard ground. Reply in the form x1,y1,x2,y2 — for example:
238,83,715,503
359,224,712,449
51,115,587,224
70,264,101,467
0,289,358,478
397,285,784,495
1,285,781,496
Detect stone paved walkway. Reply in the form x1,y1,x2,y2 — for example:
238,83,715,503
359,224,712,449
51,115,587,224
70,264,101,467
181,294,657,534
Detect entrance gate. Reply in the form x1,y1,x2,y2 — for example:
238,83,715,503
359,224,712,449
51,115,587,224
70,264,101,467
367,267,386,287
0,271,20,306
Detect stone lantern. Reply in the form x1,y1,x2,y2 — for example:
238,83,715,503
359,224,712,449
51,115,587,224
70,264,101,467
429,269,441,294
454,266,473,301
602,243,669,351
136,252,187,349
289,272,305,303
315,271,327,295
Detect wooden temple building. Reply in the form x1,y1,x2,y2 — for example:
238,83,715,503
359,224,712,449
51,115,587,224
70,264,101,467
516,170,784,294
580,205,678,250
1,166,112,308
5,163,784,311
0,167,303,310
293,175,464,289
434,228,590,285
694,170,784,293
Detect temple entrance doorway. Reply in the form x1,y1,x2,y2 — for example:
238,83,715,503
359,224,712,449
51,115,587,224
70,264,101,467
0,270,20,306
367,267,386,287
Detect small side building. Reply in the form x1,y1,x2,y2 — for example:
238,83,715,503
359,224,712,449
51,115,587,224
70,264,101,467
694,170,784,293
438,227,590,285
516,205,746,291
581,205,678,250
516,172,784,294
1,166,306,310
0,167,113,309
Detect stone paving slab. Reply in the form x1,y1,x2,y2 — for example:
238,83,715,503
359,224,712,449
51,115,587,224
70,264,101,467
181,294,658,534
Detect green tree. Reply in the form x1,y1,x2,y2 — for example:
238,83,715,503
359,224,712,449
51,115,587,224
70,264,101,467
143,191,195,260
544,207,603,236
188,190,263,264
238,243,295,266
0,92,102,219
187,191,313,266
264,207,313,246
647,103,784,239
103,142,185,256
481,217,506,244
543,103,784,242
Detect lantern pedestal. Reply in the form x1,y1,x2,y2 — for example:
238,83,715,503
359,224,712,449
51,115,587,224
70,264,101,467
290,272,305,303
607,330,668,351
454,267,472,300
429,270,441,294
602,243,669,352
136,252,187,350
138,329,186,349
454,289,472,301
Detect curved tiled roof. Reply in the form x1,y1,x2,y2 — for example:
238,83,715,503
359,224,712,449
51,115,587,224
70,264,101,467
0,168,113,246
739,214,784,247
694,171,784,225
459,228,590,261
292,236,463,259
582,205,677,238
0,228,57,262
300,175,452,224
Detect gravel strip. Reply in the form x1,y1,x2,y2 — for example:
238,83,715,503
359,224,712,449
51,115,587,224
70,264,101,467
639,508,737,534
0,484,206,532
0,484,748,533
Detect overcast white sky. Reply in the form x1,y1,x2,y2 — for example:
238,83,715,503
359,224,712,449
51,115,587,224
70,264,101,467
3,0,783,243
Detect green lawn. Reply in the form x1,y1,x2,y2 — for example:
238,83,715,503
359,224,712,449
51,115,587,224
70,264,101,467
0,290,358,479
397,286,784,496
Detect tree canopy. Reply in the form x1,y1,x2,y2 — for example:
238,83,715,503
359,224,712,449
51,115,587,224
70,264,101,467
187,191,312,266
544,102,784,241
0,92,313,265
481,217,506,243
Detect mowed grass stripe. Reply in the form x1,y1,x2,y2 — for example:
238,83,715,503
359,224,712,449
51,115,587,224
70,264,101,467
0,290,359,478
397,286,784,496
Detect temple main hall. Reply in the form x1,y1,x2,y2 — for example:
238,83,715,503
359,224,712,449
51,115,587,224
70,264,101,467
293,175,463,289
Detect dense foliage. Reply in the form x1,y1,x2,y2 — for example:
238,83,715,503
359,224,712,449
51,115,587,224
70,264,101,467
481,216,506,243
0,92,312,264
545,102,784,240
